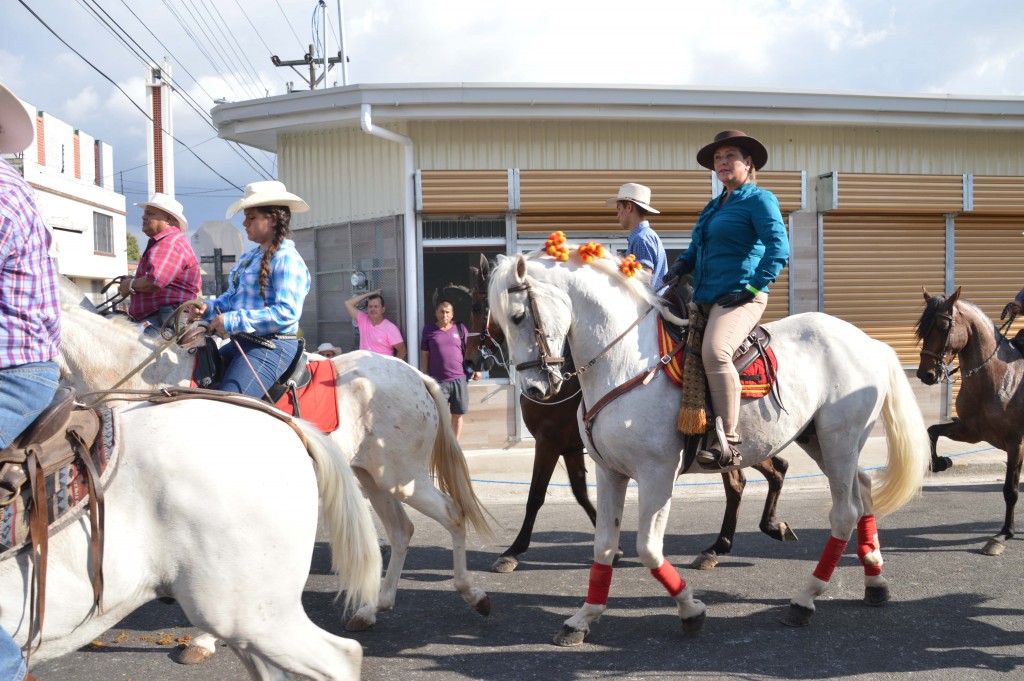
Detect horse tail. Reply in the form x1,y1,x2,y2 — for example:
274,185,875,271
871,345,931,516
295,419,382,614
421,374,494,540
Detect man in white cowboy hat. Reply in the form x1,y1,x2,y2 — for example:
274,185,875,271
316,341,342,358
118,192,201,328
0,79,55,681
605,183,668,289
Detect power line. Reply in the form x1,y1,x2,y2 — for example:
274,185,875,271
202,0,268,97
275,0,306,52
175,0,262,100
16,0,244,190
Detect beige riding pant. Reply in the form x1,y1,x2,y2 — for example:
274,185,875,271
701,293,768,443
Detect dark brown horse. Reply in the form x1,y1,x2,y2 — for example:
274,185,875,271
916,287,1024,555
465,255,797,572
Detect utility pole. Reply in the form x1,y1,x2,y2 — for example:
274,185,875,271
200,248,236,296
271,44,341,90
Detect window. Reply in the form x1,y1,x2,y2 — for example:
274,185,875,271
93,212,113,254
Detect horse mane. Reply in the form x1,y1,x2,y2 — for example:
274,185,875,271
915,293,1000,343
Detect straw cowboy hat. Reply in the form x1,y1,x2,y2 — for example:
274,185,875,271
225,180,310,219
696,130,769,171
0,81,34,154
134,193,189,231
316,341,342,356
604,183,660,214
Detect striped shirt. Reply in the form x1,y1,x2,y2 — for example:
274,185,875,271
202,239,309,335
130,228,201,320
0,158,60,367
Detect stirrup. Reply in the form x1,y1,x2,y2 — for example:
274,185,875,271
697,416,742,469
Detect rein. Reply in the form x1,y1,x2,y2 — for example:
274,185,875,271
83,299,206,406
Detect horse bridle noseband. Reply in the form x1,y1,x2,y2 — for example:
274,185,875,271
505,281,566,376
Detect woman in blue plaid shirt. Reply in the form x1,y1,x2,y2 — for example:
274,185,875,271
194,181,311,399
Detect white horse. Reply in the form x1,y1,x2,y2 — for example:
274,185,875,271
0,397,380,680
487,249,930,644
57,279,491,649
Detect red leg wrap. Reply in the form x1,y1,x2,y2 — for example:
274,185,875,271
812,536,848,582
857,514,883,576
586,562,614,605
650,560,686,597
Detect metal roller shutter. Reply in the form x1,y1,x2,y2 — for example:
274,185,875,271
823,215,946,364
417,170,509,215
951,216,1024,411
819,173,965,213
971,177,1024,214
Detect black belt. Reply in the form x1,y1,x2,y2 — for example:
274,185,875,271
232,333,298,349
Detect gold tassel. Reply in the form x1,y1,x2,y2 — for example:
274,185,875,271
676,407,707,435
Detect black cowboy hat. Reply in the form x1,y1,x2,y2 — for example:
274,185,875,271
696,130,769,171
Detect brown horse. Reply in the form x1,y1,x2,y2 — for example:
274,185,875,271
916,287,1024,556
465,255,797,572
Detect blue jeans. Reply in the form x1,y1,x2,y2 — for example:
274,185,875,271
0,361,60,449
218,337,299,400
0,626,26,681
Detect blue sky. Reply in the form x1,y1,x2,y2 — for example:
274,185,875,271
4,0,1024,243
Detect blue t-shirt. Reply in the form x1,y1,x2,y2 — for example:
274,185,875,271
420,322,467,382
627,221,668,289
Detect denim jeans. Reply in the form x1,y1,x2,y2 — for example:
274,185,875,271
218,337,299,400
0,626,26,681
0,361,60,449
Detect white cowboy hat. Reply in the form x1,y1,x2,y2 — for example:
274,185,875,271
0,81,34,154
604,183,660,214
317,342,342,355
134,193,189,232
225,180,310,219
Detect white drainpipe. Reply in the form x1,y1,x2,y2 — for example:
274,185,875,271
359,103,419,368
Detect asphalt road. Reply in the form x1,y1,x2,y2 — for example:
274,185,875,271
34,476,1024,680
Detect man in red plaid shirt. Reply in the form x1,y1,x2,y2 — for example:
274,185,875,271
119,193,201,328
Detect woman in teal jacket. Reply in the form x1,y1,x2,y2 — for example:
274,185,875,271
667,130,789,468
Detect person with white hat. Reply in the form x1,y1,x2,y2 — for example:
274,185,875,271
191,181,311,399
316,341,342,358
605,183,668,289
0,80,54,681
118,192,201,328
666,130,789,469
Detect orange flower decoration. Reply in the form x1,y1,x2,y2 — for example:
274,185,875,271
544,231,570,261
619,254,644,278
577,241,606,263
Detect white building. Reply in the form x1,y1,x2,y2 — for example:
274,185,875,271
3,98,127,300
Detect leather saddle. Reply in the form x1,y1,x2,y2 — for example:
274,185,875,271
0,387,105,651
191,338,313,412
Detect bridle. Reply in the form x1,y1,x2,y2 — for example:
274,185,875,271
919,303,1013,383
504,281,566,378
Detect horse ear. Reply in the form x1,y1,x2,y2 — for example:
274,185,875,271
514,254,527,282
478,252,489,275
922,286,931,302
431,288,438,309
950,286,962,304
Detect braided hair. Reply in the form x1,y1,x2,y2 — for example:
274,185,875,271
255,205,292,303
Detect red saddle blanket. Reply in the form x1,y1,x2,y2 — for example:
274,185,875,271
657,317,779,399
1,407,117,554
274,359,341,433
191,357,341,433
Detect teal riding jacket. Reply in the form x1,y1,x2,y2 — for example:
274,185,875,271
672,182,789,305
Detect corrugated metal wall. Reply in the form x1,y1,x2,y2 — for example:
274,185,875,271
822,215,946,364
279,126,406,228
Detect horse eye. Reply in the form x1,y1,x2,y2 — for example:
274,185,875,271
511,312,526,325
471,304,483,313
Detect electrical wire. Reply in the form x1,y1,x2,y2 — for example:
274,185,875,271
16,0,244,190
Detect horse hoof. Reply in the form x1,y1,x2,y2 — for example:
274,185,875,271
681,611,706,638
552,624,587,647
779,522,799,542
473,595,491,617
981,538,1006,556
780,603,814,627
931,456,953,473
613,547,625,565
344,613,376,632
864,585,889,607
690,552,719,570
176,644,214,665
491,555,519,573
